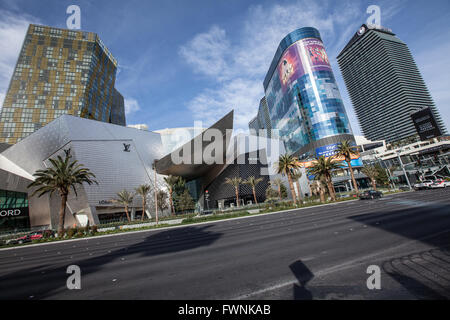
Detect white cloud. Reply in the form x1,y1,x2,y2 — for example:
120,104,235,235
179,0,364,131
415,41,450,131
188,78,262,129
179,25,231,80
124,98,141,115
0,10,40,108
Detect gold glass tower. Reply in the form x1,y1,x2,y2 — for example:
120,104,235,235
0,24,126,144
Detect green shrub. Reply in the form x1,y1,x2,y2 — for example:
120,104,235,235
67,228,76,238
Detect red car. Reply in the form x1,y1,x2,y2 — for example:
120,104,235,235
10,235,31,244
6,230,54,245
29,230,54,240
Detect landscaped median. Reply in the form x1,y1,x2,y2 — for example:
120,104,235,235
0,189,407,250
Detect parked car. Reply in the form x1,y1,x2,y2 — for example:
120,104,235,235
5,234,31,245
4,230,54,245
29,230,54,241
430,179,450,189
414,180,434,190
359,190,383,200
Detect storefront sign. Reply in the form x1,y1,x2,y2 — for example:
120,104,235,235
0,208,29,218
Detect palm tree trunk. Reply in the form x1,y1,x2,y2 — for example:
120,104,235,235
319,187,325,203
372,179,377,191
252,187,258,204
58,194,67,237
287,173,297,204
278,186,282,201
169,189,175,215
296,180,303,204
348,161,359,193
327,178,336,201
235,187,240,207
141,199,146,221
124,206,131,222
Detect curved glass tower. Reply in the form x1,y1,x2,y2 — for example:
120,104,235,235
264,27,354,159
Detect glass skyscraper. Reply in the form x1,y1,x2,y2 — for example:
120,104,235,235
248,97,273,138
337,24,447,143
0,24,125,144
263,27,354,159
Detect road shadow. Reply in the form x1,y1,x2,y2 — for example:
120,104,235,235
382,248,450,300
0,225,222,300
347,201,450,299
347,203,450,249
290,260,314,300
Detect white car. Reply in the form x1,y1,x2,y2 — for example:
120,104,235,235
414,180,434,190
430,180,450,189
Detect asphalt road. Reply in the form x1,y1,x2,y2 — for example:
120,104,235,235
1,189,449,300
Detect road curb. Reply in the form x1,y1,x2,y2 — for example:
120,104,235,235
0,192,408,252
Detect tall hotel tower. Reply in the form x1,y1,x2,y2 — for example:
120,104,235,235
263,27,354,159
0,24,126,144
337,24,447,143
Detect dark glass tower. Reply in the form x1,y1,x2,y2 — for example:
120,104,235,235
337,24,447,143
263,27,354,159
0,24,126,144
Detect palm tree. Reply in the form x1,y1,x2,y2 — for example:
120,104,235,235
113,190,134,222
28,149,98,237
244,176,264,204
271,178,284,201
361,166,379,190
310,179,326,203
336,140,360,194
164,175,181,215
276,154,300,204
157,190,169,212
308,156,341,201
291,169,303,204
225,177,243,207
135,184,151,221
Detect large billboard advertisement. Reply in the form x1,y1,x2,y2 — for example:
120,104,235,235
277,38,332,93
411,107,442,141
303,38,332,71
277,44,304,93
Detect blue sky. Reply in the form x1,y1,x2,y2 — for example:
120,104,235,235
0,0,449,136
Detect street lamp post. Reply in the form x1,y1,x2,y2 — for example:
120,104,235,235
397,150,412,190
374,155,396,190
153,160,159,225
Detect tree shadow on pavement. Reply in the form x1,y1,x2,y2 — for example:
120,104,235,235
0,225,222,300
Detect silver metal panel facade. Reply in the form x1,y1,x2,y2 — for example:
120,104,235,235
0,115,165,229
